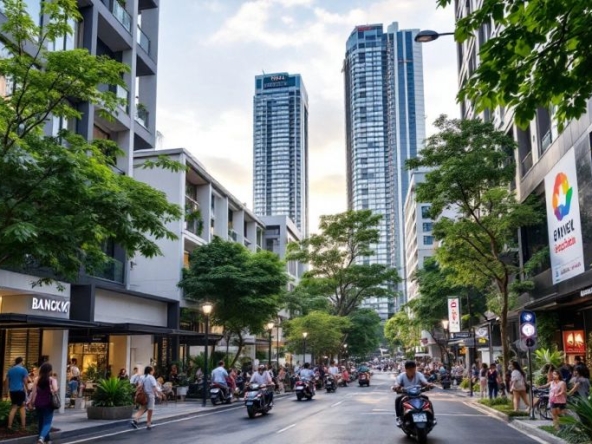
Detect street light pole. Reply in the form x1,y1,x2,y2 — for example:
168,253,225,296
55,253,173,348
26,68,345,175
267,321,275,369
276,323,280,370
303,332,308,364
202,302,213,407
441,319,450,369
414,30,455,43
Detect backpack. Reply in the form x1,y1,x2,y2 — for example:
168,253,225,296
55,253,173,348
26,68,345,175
135,380,148,406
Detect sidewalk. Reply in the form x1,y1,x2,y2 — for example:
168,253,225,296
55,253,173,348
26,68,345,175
1,396,262,444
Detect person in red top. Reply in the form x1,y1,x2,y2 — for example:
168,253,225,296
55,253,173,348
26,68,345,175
341,367,350,386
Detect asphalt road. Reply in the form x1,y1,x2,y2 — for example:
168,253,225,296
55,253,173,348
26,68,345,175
63,373,542,444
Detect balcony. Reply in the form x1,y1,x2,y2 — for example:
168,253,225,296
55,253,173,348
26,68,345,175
521,151,533,177
91,258,124,283
135,104,149,128
244,238,252,247
115,84,129,114
228,229,238,242
108,0,132,33
541,130,552,153
137,26,151,56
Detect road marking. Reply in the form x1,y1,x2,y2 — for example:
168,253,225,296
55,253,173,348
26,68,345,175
331,400,344,407
276,424,296,434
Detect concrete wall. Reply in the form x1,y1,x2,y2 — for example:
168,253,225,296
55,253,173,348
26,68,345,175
41,330,68,413
130,335,152,373
94,289,167,326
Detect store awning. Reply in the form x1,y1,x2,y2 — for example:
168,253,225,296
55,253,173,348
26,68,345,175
0,313,98,330
93,323,175,336
176,331,223,346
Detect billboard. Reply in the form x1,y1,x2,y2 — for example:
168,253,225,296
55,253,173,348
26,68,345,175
447,297,461,333
544,147,585,284
563,330,585,354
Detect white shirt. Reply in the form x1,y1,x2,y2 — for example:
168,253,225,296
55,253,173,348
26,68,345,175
130,373,141,385
299,368,315,380
328,366,339,375
250,371,273,385
212,366,228,385
142,375,158,397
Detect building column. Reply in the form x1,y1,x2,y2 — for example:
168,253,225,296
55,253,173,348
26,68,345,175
41,330,69,414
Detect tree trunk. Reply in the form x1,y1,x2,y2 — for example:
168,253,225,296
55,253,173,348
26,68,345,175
500,288,510,373
230,331,244,368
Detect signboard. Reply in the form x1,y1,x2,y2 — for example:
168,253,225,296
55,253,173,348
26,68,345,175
563,330,585,354
581,287,592,298
263,74,296,90
452,331,471,339
447,297,461,333
31,297,70,314
545,148,585,284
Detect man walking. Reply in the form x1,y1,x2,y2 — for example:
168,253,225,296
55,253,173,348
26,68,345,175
5,357,28,431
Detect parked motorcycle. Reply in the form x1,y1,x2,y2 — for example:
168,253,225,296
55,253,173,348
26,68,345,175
358,371,370,387
397,385,436,444
244,383,272,418
324,374,337,393
440,372,451,390
294,377,315,401
210,383,232,405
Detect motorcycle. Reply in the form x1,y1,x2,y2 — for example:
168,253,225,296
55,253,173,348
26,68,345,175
350,370,358,382
439,372,451,390
244,383,272,418
358,371,370,387
324,374,337,393
397,385,436,444
210,383,232,405
314,374,323,390
294,377,315,401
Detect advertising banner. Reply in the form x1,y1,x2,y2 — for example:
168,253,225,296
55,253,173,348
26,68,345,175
447,297,461,333
563,330,585,354
545,147,585,284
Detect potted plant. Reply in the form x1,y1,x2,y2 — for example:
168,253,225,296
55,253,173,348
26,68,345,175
175,373,190,399
87,378,135,420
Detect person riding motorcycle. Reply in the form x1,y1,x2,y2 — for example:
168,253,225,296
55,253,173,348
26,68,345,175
211,360,230,399
392,361,434,426
297,362,316,394
249,365,274,406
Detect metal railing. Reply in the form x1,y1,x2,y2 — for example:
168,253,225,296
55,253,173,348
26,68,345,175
541,130,552,153
228,229,238,241
92,258,124,283
111,0,132,32
135,105,149,128
137,26,151,55
115,84,129,113
521,151,533,177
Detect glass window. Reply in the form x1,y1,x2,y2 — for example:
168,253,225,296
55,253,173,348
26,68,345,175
422,222,433,232
423,236,434,245
421,205,431,218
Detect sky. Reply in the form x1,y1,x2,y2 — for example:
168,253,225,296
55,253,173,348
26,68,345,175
155,0,460,234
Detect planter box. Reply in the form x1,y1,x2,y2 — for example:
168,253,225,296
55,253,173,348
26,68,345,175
87,405,134,420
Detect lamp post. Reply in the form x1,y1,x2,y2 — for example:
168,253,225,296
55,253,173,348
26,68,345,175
267,321,275,369
441,319,450,369
414,30,455,43
276,322,280,370
302,332,308,364
202,302,213,407
343,343,348,364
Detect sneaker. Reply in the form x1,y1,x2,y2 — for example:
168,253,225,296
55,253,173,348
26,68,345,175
146,424,152,430
131,420,138,429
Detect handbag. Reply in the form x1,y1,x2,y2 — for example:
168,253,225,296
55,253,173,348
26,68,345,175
51,390,61,410
135,383,148,406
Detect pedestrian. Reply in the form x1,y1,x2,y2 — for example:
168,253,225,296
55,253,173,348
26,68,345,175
131,366,159,430
510,361,530,412
278,366,286,393
129,367,141,385
68,358,80,398
487,363,500,399
574,356,590,379
28,362,58,444
479,363,488,398
568,368,590,399
4,357,28,431
118,368,129,380
548,370,567,431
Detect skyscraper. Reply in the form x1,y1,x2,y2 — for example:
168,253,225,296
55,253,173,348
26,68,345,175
253,73,309,236
344,23,425,319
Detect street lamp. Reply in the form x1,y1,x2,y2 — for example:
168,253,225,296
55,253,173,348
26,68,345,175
267,321,275,369
441,319,450,369
414,29,455,43
343,343,348,363
302,332,308,364
202,302,213,407
276,322,280,371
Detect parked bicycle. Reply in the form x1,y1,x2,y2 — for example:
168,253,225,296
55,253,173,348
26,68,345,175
532,387,551,420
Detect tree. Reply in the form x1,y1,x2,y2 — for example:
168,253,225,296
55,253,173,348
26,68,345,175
179,238,288,367
437,0,592,128
346,308,382,359
384,310,418,357
0,0,182,281
286,210,400,316
407,116,542,369
284,311,351,362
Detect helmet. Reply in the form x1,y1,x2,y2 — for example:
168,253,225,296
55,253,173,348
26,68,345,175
258,365,265,370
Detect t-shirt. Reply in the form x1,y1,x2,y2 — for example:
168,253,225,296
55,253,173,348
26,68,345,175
574,376,591,398
250,371,272,385
7,365,28,392
299,369,315,380
142,375,157,398
395,372,428,388
511,370,525,390
487,369,498,384
212,366,228,385
328,366,339,375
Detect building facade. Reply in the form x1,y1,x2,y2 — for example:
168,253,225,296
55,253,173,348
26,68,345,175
0,0,162,406
344,23,425,318
454,0,592,364
253,73,309,236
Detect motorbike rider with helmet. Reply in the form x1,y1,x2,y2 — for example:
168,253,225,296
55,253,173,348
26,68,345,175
297,362,316,394
392,361,434,426
250,365,274,406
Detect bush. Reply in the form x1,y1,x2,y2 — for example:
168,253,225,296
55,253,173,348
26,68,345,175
560,396,592,442
479,397,510,407
0,400,38,430
91,378,135,407
459,378,470,389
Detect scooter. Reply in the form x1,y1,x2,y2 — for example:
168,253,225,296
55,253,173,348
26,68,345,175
210,383,232,405
294,377,315,401
324,374,337,393
440,372,451,390
244,383,272,418
358,371,370,387
397,385,436,444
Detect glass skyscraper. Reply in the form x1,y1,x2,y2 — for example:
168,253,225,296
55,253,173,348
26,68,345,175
253,73,309,236
344,23,425,319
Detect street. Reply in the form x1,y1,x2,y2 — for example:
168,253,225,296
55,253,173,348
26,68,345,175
62,373,542,444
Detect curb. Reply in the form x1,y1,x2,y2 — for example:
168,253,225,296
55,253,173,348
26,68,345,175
1,394,291,444
467,401,567,444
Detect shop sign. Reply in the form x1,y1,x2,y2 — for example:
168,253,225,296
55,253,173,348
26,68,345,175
31,297,70,314
544,147,585,284
563,330,585,354
447,297,461,333
581,287,592,298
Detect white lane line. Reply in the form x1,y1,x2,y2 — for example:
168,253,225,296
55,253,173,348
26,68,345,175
276,423,296,434
331,400,344,407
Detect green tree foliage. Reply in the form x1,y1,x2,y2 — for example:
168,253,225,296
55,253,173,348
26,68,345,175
437,0,592,128
283,280,330,316
286,210,399,316
384,310,419,356
0,0,182,281
284,311,351,362
179,238,288,367
346,308,382,359
407,116,542,369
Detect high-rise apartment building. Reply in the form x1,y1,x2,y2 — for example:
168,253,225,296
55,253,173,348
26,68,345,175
344,23,425,319
253,73,309,236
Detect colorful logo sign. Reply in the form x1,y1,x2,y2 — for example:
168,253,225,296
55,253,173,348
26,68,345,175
552,172,573,221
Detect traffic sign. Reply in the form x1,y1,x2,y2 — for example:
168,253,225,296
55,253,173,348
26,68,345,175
520,310,537,350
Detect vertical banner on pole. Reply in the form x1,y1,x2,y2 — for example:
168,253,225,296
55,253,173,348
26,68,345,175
447,297,461,333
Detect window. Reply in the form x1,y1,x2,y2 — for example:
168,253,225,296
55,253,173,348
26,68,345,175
421,205,431,218
422,222,433,232
423,236,434,245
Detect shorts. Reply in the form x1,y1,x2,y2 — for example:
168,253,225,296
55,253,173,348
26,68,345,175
9,391,26,406
147,395,155,410
550,402,566,410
